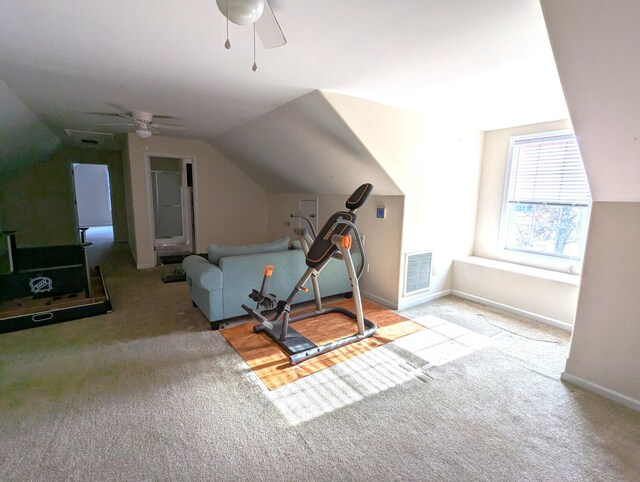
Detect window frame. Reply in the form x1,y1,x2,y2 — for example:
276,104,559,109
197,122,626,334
497,129,591,273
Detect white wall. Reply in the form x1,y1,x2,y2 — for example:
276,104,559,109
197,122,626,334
323,92,484,308
73,163,112,226
215,91,402,195
541,0,640,409
0,78,60,175
126,134,269,268
564,203,640,402
267,192,404,306
0,147,127,247
122,147,137,261
453,257,578,328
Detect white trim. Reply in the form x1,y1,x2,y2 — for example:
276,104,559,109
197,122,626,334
361,290,397,310
143,154,155,266
191,158,200,254
136,263,156,269
397,289,451,311
561,372,640,413
297,197,319,234
451,289,573,332
143,152,199,265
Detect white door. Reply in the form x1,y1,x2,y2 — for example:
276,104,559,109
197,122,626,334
298,198,318,234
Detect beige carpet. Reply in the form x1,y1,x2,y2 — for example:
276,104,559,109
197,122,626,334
1,242,639,481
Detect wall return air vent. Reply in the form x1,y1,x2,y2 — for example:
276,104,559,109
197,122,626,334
403,250,432,296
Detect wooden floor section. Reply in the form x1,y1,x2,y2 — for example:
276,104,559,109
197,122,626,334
221,299,424,390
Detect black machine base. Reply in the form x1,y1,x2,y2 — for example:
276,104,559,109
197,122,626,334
245,305,378,365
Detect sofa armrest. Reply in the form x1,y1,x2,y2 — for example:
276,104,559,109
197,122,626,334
182,255,223,291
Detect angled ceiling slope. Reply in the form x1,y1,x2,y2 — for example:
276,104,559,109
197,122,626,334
214,90,403,195
0,79,60,176
541,0,640,202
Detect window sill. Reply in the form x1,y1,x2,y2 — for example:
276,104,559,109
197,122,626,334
455,256,581,286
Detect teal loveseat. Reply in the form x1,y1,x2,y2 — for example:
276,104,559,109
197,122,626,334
182,237,353,330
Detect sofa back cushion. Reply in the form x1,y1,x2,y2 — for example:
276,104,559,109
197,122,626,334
207,237,290,265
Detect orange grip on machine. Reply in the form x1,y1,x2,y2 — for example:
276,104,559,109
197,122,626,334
264,265,275,277
341,234,352,250
302,287,309,293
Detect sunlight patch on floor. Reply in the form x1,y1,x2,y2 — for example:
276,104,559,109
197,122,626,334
253,346,415,425
238,315,495,426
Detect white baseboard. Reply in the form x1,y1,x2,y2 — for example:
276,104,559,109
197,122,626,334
397,289,451,311
451,289,572,332
561,372,640,412
136,263,156,269
361,291,397,310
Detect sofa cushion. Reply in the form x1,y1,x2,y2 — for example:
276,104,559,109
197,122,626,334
207,237,290,264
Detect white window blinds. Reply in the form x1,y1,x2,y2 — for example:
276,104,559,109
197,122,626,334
508,134,591,206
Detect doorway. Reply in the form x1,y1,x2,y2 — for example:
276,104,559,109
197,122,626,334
147,156,195,258
298,198,318,234
72,163,114,243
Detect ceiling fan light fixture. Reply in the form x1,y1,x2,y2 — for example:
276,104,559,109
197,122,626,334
136,128,152,139
217,0,264,26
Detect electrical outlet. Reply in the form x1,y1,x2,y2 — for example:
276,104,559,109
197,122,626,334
367,263,370,273
284,221,291,227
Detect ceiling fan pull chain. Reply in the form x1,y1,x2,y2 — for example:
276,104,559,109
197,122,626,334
224,0,231,49
252,23,258,71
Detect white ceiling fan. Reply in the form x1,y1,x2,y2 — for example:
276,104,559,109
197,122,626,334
216,0,287,71
94,110,185,138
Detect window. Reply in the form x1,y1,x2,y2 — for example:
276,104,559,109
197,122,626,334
502,131,591,260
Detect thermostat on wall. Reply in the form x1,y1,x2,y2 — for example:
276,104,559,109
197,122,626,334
376,207,386,219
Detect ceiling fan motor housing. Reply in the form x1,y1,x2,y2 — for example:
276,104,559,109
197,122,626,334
132,111,153,123
217,0,265,25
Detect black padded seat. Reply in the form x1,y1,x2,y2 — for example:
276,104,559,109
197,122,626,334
306,211,356,269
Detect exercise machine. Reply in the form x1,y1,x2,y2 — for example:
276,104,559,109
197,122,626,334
242,183,377,365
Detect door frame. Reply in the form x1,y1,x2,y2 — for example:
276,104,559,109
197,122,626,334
144,152,199,261
298,197,319,233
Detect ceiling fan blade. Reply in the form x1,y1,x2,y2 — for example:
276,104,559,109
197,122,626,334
256,0,287,49
84,111,122,117
152,114,180,120
97,123,136,126
117,113,137,121
106,102,130,113
151,123,186,131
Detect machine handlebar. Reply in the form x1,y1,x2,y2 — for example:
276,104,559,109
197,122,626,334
290,213,317,240
333,220,366,280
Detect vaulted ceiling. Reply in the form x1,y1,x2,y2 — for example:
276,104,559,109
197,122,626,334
0,0,566,153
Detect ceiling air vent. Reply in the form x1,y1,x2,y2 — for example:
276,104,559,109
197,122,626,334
403,251,432,296
64,129,114,147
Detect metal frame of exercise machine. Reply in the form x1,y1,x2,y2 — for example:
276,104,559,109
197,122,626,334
242,183,377,365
